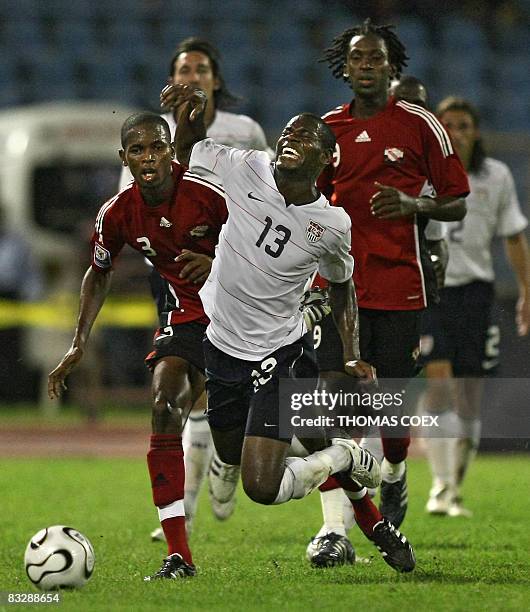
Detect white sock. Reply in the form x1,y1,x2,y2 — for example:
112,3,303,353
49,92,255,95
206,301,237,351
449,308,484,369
423,409,459,489
316,488,348,537
381,458,405,483
272,445,350,505
455,416,481,488
182,413,213,521
343,495,356,531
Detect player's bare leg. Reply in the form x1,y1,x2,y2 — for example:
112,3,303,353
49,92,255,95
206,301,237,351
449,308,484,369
206,424,246,519
240,435,380,505
145,356,201,580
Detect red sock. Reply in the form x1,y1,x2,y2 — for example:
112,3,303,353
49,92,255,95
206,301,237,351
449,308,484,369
381,434,410,464
319,475,341,492
332,473,382,539
350,494,382,539
160,517,191,563
147,434,192,565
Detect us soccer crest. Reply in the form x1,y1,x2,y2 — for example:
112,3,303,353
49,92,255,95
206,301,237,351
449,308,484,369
306,220,325,243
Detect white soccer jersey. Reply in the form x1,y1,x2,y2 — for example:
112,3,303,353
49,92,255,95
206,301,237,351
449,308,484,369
445,157,527,286
119,109,271,190
425,220,447,241
190,139,354,361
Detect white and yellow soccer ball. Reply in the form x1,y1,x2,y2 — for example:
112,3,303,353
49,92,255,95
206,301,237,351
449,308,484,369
24,526,95,590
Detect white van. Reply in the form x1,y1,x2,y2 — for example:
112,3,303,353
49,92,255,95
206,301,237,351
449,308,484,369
0,101,135,288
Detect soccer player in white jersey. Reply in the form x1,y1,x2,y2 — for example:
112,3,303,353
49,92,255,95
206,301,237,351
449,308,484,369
420,97,530,517
160,83,417,573
119,38,271,537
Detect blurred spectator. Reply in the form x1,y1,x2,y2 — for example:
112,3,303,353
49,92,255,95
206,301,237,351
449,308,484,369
0,204,44,401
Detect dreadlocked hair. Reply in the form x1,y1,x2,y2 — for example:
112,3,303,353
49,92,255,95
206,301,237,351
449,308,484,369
320,18,409,82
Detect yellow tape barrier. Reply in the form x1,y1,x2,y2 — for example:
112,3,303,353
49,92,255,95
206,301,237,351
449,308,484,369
0,298,157,329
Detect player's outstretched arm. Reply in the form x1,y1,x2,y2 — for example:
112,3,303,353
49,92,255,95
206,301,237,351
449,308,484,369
47,267,113,399
329,279,376,382
160,84,207,166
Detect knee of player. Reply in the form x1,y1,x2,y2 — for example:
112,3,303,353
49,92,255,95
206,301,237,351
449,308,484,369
242,474,278,505
152,391,179,416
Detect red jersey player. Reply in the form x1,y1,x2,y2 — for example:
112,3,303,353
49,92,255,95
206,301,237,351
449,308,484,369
47,112,227,581
306,20,470,568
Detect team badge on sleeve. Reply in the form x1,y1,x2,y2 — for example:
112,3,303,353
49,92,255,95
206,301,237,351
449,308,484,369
384,147,404,163
94,243,111,268
306,220,326,243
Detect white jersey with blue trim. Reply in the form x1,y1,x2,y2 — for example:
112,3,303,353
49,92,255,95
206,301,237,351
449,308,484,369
445,157,527,286
190,138,354,361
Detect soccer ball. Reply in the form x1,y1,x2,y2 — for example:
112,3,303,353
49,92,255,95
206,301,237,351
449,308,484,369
24,526,95,590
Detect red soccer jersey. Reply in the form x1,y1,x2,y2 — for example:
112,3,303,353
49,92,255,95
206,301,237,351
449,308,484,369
318,97,469,310
90,161,227,324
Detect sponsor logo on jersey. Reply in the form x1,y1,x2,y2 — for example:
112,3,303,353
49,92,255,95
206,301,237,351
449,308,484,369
355,130,371,142
190,225,209,238
94,243,111,268
160,217,172,227
306,220,326,243
384,147,404,163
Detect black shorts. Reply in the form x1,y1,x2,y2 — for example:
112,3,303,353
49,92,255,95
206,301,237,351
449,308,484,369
420,281,497,376
315,308,422,380
203,333,318,442
145,321,207,373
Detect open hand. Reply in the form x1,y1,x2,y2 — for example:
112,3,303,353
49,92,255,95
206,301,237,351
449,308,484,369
48,347,84,400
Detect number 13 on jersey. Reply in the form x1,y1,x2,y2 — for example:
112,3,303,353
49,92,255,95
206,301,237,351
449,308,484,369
255,216,291,258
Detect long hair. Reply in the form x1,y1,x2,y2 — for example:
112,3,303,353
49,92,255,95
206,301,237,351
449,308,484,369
168,37,240,110
320,18,409,82
436,97,486,174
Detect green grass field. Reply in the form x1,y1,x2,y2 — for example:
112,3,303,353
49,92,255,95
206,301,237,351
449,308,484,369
1,455,529,611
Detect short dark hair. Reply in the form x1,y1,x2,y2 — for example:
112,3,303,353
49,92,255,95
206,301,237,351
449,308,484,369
321,18,409,82
121,112,171,147
391,75,428,108
436,96,486,174
291,113,336,153
168,37,240,110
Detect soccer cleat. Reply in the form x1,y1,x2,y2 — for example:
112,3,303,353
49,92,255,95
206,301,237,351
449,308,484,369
380,466,408,527
306,532,355,568
371,519,416,573
144,553,196,581
425,483,451,515
208,454,240,520
447,497,473,518
332,438,381,489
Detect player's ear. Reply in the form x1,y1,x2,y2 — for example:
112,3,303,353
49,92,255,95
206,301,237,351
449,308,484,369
169,143,176,159
320,148,333,166
119,149,128,166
